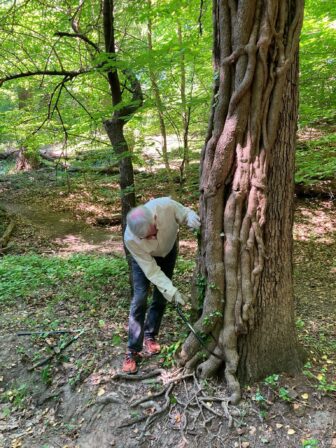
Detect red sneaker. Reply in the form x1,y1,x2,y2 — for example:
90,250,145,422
144,338,161,355
122,353,138,374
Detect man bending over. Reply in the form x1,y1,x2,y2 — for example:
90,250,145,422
122,197,200,373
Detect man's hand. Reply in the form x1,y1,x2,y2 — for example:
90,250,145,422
173,291,187,306
187,211,200,230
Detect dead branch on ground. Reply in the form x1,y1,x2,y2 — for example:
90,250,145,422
0,210,15,255
27,331,84,371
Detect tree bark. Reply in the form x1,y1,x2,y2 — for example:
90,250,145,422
102,0,143,231
178,0,304,404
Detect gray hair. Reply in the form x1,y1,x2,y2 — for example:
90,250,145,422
127,205,154,238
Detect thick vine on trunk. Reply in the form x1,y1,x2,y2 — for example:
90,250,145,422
178,0,304,404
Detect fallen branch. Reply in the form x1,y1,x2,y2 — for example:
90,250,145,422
0,218,15,252
39,149,69,161
39,149,69,170
28,330,84,371
0,148,20,160
295,182,335,199
94,214,122,226
17,329,82,336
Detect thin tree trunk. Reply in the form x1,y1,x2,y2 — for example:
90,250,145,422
102,0,142,231
178,0,304,404
178,22,190,177
147,0,172,181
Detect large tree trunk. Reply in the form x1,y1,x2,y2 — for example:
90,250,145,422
178,0,304,404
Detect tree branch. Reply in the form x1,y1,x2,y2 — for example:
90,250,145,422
33,76,70,134
103,0,122,106
0,69,91,86
116,69,143,121
54,31,101,53
70,0,84,33
63,84,95,119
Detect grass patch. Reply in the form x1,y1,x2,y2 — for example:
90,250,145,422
296,133,336,184
0,253,128,305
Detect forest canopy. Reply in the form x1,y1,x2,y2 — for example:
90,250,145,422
0,0,334,166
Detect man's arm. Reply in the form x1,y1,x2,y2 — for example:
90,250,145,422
168,199,200,229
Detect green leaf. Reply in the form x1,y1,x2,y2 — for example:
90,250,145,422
112,334,122,346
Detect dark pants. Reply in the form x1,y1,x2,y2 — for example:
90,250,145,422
128,243,178,353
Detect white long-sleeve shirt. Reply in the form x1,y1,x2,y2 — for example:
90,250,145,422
124,197,194,301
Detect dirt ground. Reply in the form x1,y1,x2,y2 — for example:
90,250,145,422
0,167,335,448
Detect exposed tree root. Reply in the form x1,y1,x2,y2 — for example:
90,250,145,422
115,371,238,443
118,383,174,430
111,368,165,381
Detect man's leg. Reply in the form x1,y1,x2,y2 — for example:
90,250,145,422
144,242,178,340
128,258,150,353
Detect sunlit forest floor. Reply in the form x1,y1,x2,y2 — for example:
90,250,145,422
0,153,335,447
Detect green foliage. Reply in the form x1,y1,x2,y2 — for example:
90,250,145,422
296,318,305,329
160,339,183,367
263,374,280,387
40,366,53,386
1,384,29,408
0,159,14,175
278,387,292,402
175,258,195,275
0,0,334,180
254,389,266,405
2,407,11,418
203,311,223,327
302,439,319,448
0,0,214,174
196,274,207,308
303,361,336,394
300,0,336,125
0,254,128,304
296,133,336,184
111,334,123,346
316,372,336,393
